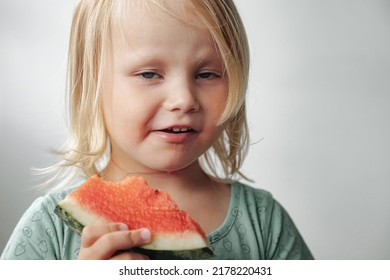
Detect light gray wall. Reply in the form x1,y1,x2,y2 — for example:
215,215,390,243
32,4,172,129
0,0,76,254
1,0,389,259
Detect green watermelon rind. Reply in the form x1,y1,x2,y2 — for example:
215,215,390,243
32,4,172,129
54,205,214,260
130,246,213,260
54,204,84,235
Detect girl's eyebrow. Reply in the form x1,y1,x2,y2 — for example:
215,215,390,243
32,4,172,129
118,54,166,70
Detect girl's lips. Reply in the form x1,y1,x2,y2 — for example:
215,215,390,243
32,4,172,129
152,127,197,143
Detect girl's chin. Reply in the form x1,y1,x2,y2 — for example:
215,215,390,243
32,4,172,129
107,149,203,177
145,159,201,175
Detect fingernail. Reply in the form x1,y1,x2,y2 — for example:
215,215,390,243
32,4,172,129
140,229,151,241
118,223,128,231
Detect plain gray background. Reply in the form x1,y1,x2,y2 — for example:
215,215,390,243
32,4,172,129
1,0,389,259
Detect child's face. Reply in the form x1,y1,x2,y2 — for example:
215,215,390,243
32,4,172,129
102,2,227,174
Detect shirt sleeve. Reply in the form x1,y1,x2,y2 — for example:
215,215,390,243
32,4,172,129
266,199,314,260
1,196,64,260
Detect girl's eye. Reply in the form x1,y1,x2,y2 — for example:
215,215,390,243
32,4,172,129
139,72,160,79
196,72,220,79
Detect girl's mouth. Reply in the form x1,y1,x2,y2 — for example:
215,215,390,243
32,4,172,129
160,127,195,134
154,126,197,143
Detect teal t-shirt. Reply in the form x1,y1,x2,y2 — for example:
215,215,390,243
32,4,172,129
1,181,313,260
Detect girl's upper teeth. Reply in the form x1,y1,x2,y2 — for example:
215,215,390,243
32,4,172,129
172,127,190,132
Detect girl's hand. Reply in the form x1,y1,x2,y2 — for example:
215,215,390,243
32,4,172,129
78,223,152,260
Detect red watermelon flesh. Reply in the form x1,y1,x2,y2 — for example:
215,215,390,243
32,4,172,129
55,175,213,259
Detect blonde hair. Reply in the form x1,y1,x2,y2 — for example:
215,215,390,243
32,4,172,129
45,0,250,188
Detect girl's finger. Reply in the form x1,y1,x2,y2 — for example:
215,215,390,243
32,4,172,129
81,223,128,248
79,228,152,260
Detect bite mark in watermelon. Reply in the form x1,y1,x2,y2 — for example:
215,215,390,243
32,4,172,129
54,175,214,259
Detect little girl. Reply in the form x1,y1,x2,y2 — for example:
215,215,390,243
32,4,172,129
1,0,313,260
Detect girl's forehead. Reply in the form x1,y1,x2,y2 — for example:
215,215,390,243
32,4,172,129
112,0,213,37
110,0,213,49
113,0,200,26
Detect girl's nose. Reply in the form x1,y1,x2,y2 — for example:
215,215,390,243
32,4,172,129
163,77,200,114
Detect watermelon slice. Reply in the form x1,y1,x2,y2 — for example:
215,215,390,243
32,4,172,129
54,175,214,259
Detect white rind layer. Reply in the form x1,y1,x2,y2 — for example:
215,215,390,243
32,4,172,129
142,232,207,251
59,197,209,251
